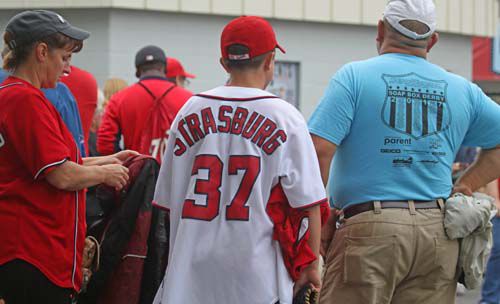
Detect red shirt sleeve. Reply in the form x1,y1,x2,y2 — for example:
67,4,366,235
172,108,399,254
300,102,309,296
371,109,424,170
97,96,121,155
5,91,71,179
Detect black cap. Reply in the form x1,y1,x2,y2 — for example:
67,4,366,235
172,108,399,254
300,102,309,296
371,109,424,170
135,45,166,68
5,10,90,50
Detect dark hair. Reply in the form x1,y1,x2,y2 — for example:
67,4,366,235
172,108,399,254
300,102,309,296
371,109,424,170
137,61,166,76
2,31,83,71
223,44,268,71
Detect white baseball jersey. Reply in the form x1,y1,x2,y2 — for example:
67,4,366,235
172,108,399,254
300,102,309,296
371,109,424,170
153,86,326,304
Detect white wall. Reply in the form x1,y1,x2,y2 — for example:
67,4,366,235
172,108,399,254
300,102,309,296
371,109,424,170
0,8,472,119
0,9,111,82
2,0,497,37
107,9,472,118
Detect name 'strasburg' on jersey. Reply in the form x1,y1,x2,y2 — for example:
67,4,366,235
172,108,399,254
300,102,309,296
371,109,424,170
173,105,288,156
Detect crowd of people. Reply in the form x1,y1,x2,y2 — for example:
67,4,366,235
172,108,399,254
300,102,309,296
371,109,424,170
0,0,499,304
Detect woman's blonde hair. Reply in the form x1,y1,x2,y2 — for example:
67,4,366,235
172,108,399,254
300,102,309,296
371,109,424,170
103,78,128,108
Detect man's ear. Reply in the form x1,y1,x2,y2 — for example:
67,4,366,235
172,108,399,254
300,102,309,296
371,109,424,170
263,52,275,71
220,57,230,73
175,75,181,84
35,42,49,63
376,20,385,45
427,32,439,52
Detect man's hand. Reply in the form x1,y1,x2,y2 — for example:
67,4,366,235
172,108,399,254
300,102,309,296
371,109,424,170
294,264,322,295
452,184,473,196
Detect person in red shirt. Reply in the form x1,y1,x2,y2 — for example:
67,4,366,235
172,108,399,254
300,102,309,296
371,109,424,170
61,65,98,156
0,10,135,304
165,57,196,89
98,46,192,163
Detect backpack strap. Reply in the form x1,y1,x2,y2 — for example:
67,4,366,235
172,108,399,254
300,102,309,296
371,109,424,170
138,81,176,105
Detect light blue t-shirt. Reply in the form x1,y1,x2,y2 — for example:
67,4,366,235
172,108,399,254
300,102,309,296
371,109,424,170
308,53,500,209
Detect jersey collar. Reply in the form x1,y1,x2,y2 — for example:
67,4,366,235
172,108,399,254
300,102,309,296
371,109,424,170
201,86,277,100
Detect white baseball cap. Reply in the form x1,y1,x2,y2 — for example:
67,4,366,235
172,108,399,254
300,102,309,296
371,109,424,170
384,0,436,40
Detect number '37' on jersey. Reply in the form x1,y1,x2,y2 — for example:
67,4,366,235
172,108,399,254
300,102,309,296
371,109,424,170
152,86,326,304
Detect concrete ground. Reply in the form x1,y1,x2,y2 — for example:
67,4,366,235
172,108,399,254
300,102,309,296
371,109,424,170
456,287,481,304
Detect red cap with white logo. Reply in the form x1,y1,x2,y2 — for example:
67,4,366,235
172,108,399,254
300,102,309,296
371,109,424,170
166,57,196,78
221,16,285,61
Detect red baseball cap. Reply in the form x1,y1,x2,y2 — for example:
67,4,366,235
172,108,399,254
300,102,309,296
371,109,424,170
221,16,285,60
166,57,196,78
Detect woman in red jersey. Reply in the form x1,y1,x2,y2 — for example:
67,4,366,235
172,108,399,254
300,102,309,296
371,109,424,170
0,10,135,304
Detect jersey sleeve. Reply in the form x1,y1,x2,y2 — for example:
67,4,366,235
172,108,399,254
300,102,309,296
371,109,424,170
279,113,327,209
461,84,500,149
308,65,356,145
6,93,71,179
97,96,122,155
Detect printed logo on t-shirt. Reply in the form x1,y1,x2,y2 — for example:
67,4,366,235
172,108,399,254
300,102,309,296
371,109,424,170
381,73,450,139
0,133,5,148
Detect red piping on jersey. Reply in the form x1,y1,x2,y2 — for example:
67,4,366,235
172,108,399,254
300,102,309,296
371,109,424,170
152,202,170,212
296,198,328,209
195,93,279,102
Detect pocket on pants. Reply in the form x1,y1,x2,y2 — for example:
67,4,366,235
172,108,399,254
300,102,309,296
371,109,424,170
343,235,397,287
421,237,459,289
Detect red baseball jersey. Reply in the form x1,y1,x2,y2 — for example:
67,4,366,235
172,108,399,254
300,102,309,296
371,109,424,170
153,86,327,304
61,65,98,155
97,77,192,162
0,77,86,291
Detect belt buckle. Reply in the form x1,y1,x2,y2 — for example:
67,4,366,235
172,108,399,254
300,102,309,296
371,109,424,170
337,210,345,226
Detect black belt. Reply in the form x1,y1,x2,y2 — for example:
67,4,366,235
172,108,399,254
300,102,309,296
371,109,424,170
343,200,441,219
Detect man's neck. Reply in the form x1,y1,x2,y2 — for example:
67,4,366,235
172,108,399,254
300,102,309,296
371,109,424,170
226,71,267,90
380,48,427,59
379,41,428,59
139,70,165,79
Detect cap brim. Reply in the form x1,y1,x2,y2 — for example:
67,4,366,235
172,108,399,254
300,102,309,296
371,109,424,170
60,25,90,41
184,72,196,79
276,44,286,54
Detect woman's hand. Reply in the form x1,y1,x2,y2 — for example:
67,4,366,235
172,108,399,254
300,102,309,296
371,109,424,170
112,150,139,163
101,164,130,191
83,150,139,166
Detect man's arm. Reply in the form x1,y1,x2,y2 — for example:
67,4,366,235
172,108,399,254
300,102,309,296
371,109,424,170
311,134,337,187
311,134,339,257
484,179,500,215
97,98,122,155
454,146,500,195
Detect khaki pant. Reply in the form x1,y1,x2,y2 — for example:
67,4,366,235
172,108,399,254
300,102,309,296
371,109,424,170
320,204,459,304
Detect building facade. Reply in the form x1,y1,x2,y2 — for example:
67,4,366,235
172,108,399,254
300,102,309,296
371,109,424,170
0,0,497,116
